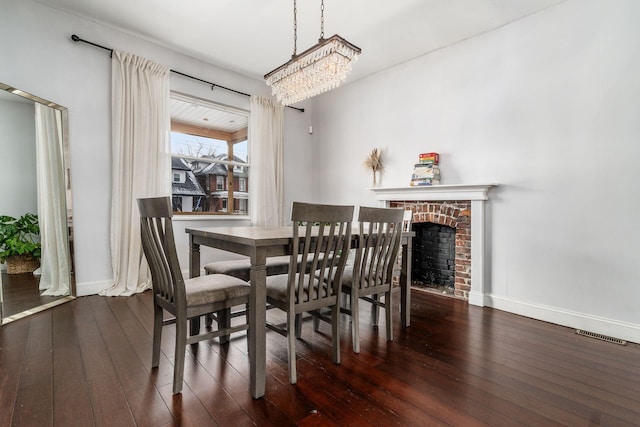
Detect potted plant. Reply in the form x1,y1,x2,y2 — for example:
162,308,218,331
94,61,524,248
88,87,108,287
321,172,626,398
0,213,41,274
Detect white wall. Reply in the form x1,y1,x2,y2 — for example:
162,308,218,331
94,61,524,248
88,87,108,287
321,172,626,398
310,0,640,342
0,0,312,295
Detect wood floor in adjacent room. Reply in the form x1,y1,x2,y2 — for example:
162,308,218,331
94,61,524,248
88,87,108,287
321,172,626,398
1,289,639,427
1,272,66,318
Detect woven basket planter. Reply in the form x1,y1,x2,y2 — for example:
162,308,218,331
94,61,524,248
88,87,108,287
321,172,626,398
5,255,40,274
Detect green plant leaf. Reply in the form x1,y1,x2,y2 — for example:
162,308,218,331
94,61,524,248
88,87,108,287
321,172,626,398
0,213,41,261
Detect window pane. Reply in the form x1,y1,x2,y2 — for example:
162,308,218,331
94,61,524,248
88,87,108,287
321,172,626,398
170,94,249,215
234,140,248,162
171,132,227,158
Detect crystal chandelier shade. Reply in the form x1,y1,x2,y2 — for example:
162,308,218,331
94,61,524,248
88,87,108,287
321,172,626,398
264,2,361,106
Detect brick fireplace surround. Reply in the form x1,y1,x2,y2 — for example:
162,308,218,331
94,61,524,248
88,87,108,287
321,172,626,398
392,200,472,298
371,184,495,307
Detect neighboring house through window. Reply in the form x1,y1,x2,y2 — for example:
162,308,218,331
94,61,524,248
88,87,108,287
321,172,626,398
171,157,204,212
170,92,249,215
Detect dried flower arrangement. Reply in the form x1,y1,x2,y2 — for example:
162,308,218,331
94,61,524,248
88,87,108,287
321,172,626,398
364,148,383,187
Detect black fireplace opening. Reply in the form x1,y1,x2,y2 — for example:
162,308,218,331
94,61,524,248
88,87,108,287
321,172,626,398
412,222,456,292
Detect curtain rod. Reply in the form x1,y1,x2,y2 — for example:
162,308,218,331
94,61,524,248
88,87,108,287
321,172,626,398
70,34,304,113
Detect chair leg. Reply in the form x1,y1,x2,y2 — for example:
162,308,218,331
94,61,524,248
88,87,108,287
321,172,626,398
313,312,320,332
371,294,380,326
245,303,251,359
385,290,393,342
173,316,188,394
152,303,163,368
218,308,231,344
331,304,341,365
287,310,298,384
295,313,303,338
205,313,214,328
190,316,201,336
351,292,360,354
341,292,349,310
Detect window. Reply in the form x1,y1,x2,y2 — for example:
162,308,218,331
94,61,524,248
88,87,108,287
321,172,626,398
170,92,249,215
173,171,186,183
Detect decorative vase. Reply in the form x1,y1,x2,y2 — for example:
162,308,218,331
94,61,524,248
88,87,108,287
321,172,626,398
372,170,378,187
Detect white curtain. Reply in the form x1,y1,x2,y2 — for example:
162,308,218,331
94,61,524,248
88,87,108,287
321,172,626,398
100,50,170,296
249,96,284,227
35,104,70,296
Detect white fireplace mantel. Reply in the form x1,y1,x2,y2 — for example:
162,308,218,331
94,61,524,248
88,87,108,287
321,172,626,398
369,184,494,202
370,184,496,307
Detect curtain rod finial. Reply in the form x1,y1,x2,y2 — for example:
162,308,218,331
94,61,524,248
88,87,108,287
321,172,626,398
71,34,80,42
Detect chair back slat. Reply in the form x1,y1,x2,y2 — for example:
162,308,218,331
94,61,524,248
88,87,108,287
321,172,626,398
289,202,354,305
354,206,404,291
138,197,186,310
140,216,172,302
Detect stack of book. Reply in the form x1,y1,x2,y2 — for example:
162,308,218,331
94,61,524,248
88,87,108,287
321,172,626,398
410,152,440,186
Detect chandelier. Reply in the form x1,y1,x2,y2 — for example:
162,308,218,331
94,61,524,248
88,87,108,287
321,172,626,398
264,0,361,106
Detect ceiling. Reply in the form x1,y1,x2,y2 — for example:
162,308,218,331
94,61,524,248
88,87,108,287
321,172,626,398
170,93,248,132
36,0,564,84
31,0,564,131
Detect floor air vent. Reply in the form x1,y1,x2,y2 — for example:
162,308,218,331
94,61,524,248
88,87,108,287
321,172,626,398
576,329,627,345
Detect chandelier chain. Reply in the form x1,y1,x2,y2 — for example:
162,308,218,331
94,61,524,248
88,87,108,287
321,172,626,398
320,0,325,39
293,0,297,56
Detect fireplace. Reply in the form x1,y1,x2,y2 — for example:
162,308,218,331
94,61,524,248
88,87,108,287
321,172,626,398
412,222,456,292
371,184,495,307
391,200,471,298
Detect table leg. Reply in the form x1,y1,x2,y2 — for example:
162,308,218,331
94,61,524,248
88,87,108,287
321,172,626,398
400,237,412,327
249,248,267,398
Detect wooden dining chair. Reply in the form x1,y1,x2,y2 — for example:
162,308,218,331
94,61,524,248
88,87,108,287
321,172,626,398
138,196,250,394
265,202,354,384
341,206,404,353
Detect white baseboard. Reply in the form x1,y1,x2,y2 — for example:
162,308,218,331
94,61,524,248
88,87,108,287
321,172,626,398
75,279,111,296
486,294,640,344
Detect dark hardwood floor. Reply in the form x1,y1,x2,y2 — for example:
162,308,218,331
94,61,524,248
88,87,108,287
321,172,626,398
1,272,67,318
1,288,638,426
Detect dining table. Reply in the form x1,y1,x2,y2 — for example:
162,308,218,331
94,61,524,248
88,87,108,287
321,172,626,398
186,225,414,399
